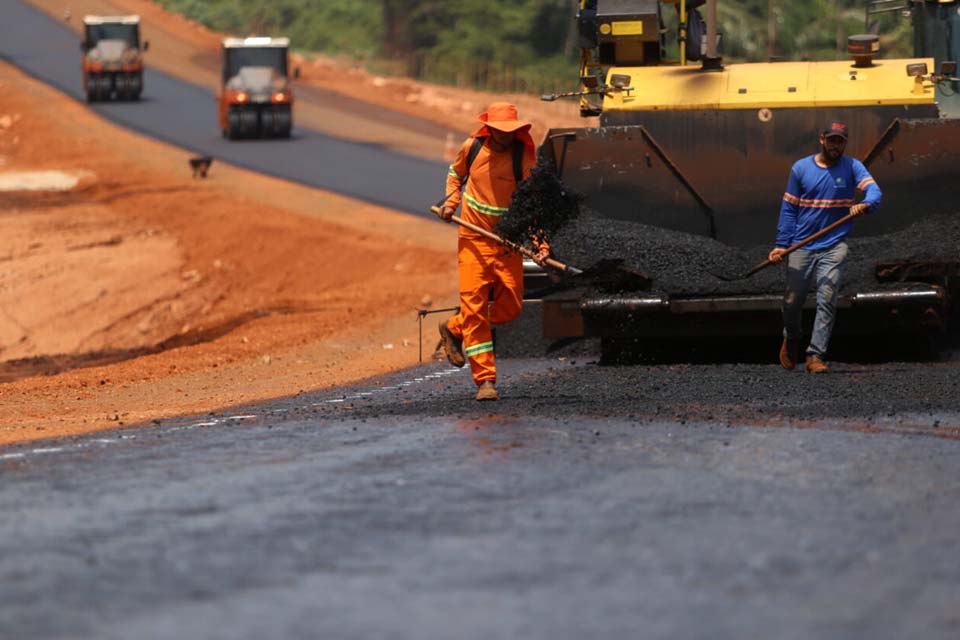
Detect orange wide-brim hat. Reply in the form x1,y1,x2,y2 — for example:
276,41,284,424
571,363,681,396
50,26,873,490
477,102,532,133
472,102,535,152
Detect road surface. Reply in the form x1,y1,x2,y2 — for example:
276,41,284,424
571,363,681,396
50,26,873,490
2,358,959,639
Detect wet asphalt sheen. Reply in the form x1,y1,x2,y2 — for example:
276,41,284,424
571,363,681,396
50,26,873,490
2,358,959,640
0,1,447,218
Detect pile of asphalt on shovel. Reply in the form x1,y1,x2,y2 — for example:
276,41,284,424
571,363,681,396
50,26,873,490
497,161,960,359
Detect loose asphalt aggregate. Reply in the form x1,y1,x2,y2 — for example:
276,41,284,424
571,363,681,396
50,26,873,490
499,161,581,246
325,352,960,427
548,209,960,296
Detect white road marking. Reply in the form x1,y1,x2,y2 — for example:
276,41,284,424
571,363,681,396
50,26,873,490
1,366,466,462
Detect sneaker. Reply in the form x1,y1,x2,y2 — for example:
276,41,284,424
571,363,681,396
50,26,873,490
475,381,499,401
438,320,465,368
779,336,800,370
805,355,829,374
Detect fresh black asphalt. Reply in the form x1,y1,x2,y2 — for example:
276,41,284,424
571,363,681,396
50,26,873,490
2,358,959,639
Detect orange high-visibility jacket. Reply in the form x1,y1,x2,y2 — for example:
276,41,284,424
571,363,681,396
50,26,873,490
443,134,535,240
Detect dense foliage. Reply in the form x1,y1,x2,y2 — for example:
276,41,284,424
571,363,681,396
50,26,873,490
712,0,911,61
155,0,914,91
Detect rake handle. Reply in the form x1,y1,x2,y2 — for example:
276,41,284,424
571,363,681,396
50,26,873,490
430,206,582,275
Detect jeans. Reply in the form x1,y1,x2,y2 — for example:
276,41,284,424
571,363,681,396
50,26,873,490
782,241,848,357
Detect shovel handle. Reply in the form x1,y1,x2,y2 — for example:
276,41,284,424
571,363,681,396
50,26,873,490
430,206,582,275
747,210,862,277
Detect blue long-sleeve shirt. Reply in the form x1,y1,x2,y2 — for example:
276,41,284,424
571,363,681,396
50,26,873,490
776,155,882,250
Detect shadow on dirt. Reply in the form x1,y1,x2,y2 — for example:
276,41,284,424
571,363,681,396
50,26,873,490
0,183,202,211
0,305,317,383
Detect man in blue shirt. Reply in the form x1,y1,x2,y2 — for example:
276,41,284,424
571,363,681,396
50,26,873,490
769,122,882,373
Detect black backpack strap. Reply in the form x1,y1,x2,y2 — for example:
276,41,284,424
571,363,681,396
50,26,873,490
465,136,486,177
464,135,524,184
512,139,525,184
436,137,485,208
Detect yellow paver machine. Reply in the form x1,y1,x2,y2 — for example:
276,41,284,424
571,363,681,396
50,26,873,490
531,0,960,352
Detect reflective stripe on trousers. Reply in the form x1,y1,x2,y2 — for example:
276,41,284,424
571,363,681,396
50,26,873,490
446,237,523,386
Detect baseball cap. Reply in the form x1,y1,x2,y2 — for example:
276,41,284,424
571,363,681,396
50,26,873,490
822,122,849,139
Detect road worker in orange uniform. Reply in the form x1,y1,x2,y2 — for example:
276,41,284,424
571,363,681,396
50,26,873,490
436,103,549,401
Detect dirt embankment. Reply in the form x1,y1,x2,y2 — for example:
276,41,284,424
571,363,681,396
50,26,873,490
0,59,458,448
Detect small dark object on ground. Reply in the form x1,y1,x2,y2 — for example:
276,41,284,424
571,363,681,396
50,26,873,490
189,156,213,179
498,161,581,247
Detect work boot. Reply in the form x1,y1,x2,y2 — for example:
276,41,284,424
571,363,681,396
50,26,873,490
438,319,465,368
779,336,800,370
805,355,829,374
475,381,499,401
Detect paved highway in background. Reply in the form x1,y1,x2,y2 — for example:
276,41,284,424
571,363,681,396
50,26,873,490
0,0,448,217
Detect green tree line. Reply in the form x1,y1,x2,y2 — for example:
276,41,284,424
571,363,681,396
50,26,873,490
155,0,914,92
713,0,911,61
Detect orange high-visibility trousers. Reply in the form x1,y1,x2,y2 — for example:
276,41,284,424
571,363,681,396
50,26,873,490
446,237,523,386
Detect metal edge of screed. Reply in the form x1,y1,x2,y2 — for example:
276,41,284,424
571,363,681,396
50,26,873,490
577,285,945,317
849,286,944,307
580,295,669,314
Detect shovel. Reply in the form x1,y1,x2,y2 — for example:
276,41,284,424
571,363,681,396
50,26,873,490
430,205,583,275
714,210,861,281
429,205,651,292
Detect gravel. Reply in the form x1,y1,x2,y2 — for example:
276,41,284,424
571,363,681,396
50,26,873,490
547,210,960,295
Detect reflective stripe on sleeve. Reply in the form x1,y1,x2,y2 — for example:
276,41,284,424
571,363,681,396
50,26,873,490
797,198,856,208
783,193,801,205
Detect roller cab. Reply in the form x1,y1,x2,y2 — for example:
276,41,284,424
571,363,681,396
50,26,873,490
219,37,295,140
81,15,148,102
